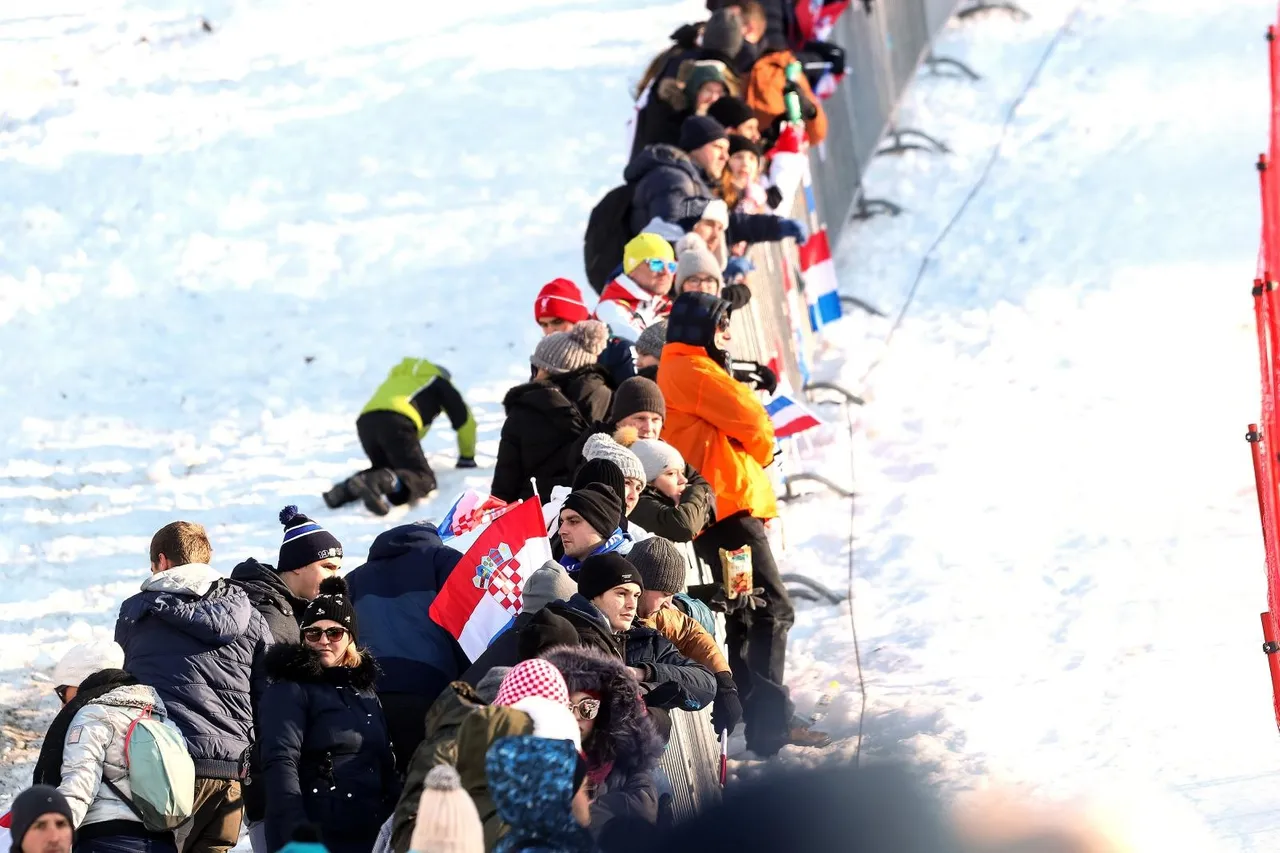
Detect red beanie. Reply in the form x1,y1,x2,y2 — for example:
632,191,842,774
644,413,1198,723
534,278,591,324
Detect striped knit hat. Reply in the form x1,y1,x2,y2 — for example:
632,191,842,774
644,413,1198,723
278,505,343,574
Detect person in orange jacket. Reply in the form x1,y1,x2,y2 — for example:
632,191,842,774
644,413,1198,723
744,44,828,146
656,291,827,756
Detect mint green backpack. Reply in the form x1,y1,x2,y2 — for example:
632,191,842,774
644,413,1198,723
103,706,196,832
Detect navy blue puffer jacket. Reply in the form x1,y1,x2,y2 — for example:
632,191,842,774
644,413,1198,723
259,644,400,853
115,563,273,779
345,522,468,700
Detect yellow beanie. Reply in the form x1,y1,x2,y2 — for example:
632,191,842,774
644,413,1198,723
623,233,676,275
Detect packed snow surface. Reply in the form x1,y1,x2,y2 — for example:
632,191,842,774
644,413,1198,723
0,0,1275,848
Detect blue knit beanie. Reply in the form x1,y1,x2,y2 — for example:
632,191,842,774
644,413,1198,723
278,505,343,574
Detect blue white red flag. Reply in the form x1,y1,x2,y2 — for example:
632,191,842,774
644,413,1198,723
765,394,823,439
429,498,552,661
798,229,842,331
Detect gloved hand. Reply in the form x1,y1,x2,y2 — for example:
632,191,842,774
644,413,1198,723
764,185,785,210
456,457,478,469
711,672,744,734
727,587,768,614
734,361,778,394
642,681,685,711
778,217,809,245
783,80,819,121
721,282,752,310
723,257,755,285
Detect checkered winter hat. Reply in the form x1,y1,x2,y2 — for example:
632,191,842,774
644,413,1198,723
302,576,359,643
278,505,342,574
494,659,571,708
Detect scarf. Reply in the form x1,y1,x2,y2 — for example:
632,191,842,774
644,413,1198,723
32,669,139,788
559,528,628,576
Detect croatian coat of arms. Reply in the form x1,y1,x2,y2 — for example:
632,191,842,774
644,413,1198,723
473,543,523,613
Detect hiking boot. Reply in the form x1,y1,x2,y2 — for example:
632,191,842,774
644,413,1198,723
787,722,832,749
348,469,397,516
322,479,354,509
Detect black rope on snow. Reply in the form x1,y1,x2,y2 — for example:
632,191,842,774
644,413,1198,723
844,0,1084,767
860,3,1085,385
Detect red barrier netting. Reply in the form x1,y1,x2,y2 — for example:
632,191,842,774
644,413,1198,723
1252,20,1280,732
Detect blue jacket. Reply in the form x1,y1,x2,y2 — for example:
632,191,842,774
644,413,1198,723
259,644,399,853
624,144,792,246
345,523,468,699
488,736,595,853
115,563,273,779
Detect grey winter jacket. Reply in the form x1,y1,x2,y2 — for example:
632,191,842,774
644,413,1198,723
115,563,274,779
58,684,183,828
228,558,306,645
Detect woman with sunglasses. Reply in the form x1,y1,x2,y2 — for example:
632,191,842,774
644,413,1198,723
540,646,664,840
258,577,399,853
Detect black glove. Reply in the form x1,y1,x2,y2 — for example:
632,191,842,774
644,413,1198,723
765,185,784,210
711,672,744,734
642,681,685,710
721,282,752,310
734,361,778,395
456,457,477,469
784,80,819,121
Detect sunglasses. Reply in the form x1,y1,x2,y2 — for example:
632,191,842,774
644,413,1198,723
645,259,678,275
716,313,732,332
54,685,71,703
303,627,349,643
570,697,601,721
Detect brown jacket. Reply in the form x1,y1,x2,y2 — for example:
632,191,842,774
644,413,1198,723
745,49,828,145
642,608,729,675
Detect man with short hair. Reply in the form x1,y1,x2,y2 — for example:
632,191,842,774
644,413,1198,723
116,521,273,853
10,786,74,853
594,233,676,345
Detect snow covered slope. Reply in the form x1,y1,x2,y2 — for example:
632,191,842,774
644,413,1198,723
1,0,1276,848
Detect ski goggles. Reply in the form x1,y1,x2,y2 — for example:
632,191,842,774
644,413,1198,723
644,258,678,275
570,697,601,721
302,626,350,643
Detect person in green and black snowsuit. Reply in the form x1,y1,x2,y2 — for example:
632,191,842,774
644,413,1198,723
325,358,477,516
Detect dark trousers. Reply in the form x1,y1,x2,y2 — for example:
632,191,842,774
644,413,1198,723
379,691,434,778
694,512,795,755
356,411,437,504
75,835,178,853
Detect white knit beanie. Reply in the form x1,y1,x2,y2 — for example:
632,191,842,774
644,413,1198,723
583,431,646,484
409,765,484,853
630,439,686,484
53,641,124,688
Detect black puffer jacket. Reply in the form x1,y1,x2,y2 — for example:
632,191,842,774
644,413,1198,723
491,365,614,503
625,145,795,246
628,468,715,543
540,645,665,837
229,559,305,645
259,645,399,853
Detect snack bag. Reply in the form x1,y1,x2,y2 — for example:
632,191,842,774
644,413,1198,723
719,545,753,600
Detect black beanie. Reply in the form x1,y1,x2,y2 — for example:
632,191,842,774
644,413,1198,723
11,786,74,853
302,576,359,643
577,553,644,601
561,484,624,539
609,376,666,422
573,457,627,508
728,133,763,159
278,505,343,574
708,97,755,132
680,115,728,153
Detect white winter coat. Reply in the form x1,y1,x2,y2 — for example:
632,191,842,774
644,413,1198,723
58,683,182,828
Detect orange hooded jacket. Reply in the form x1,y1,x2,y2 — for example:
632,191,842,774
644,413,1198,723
657,342,778,523
744,49,828,146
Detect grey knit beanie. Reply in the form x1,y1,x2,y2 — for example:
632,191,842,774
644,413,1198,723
676,238,724,291
583,431,646,484
635,321,667,359
631,438,686,484
627,537,688,595
523,561,576,612
531,319,608,375
702,9,744,61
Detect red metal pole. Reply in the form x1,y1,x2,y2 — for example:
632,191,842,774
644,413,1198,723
1262,611,1280,733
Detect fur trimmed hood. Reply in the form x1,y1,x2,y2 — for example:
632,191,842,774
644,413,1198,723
540,645,664,775
264,642,380,691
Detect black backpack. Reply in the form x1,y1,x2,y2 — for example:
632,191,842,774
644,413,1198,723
584,183,637,295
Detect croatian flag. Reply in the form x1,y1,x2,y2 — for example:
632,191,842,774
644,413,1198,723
438,489,515,553
799,229,842,331
766,394,823,439
429,498,552,661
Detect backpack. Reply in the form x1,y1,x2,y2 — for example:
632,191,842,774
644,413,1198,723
103,706,196,832
584,183,637,295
